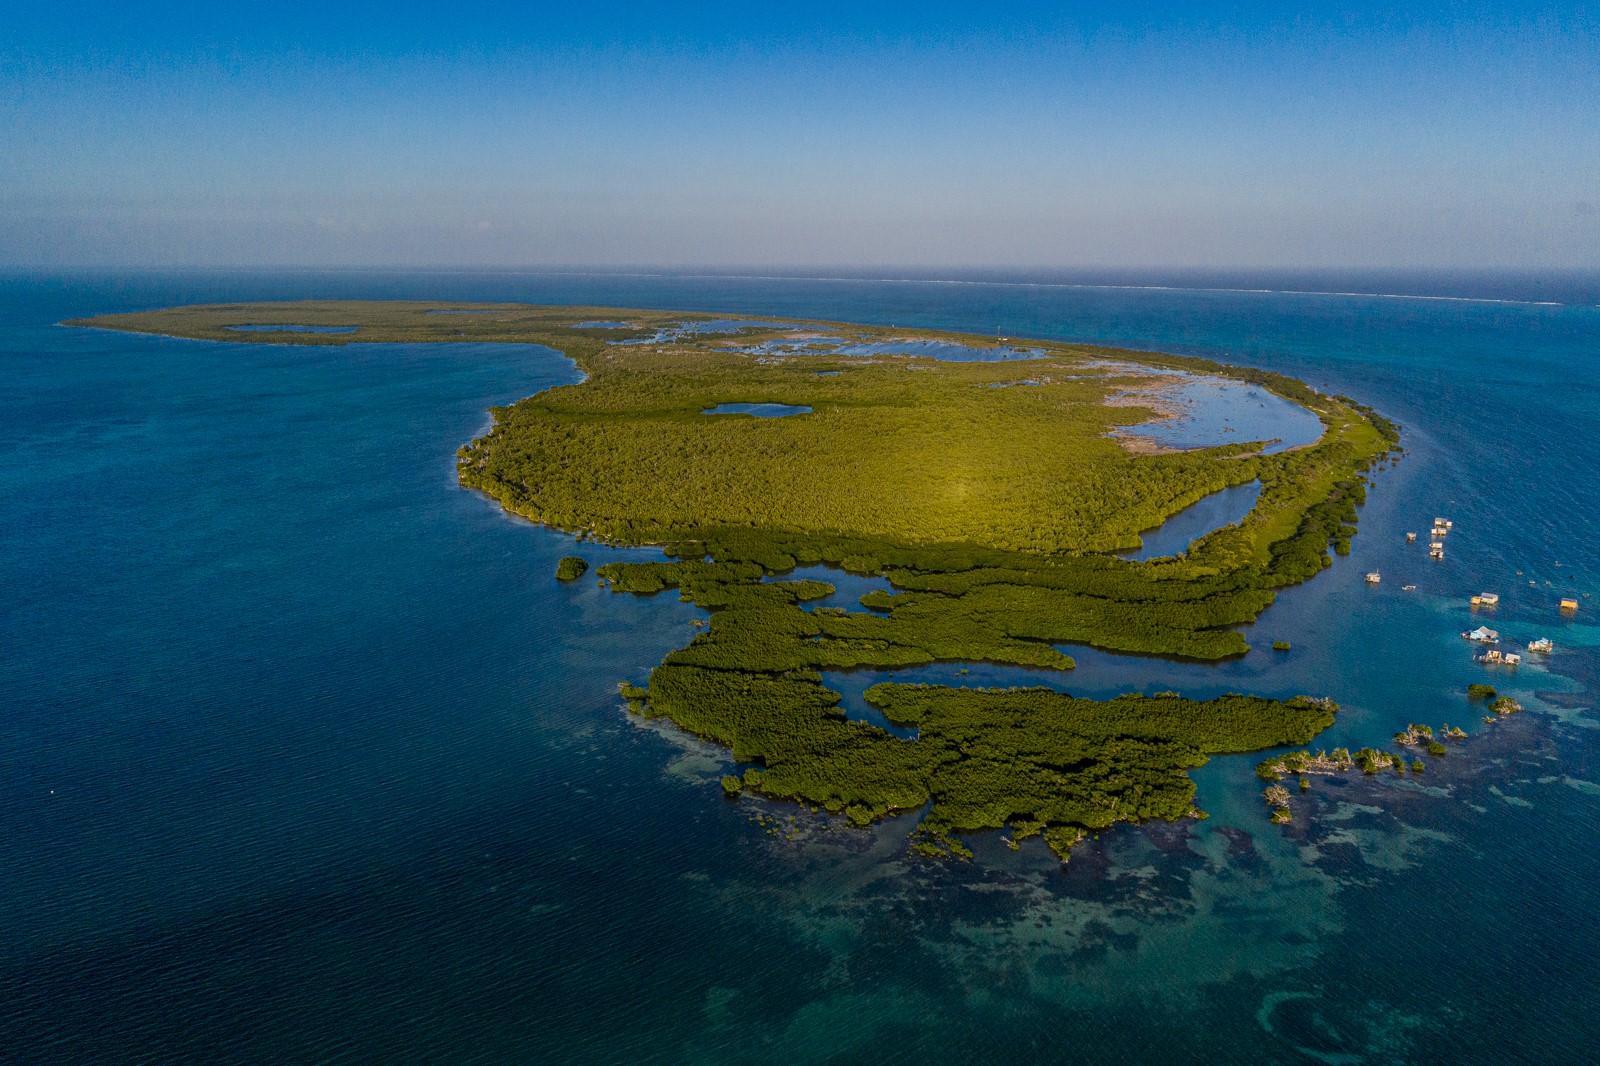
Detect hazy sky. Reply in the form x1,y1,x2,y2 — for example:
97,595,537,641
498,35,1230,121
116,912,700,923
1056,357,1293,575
4,1,1597,268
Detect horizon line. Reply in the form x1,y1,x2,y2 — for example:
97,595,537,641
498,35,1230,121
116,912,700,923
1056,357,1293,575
9,264,1595,309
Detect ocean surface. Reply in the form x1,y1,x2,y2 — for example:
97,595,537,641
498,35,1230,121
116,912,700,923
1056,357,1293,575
2,269,1598,1065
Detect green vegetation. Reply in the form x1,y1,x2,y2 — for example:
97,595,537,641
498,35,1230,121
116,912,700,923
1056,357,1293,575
74,301,1403,858
1273,640,1292,651
673,681,1332,859
1489,696,1523,716
1467,683,1497,700
1354,747,1402,774
555,556,589,581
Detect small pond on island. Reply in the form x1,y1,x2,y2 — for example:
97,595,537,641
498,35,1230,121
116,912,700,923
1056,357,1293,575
702,402,812,418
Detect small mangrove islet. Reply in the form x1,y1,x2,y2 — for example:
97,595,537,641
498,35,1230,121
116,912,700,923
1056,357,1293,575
70,301,1402,860
554,556,589,581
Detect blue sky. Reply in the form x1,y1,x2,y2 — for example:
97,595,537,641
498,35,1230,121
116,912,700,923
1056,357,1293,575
4,2,1596,268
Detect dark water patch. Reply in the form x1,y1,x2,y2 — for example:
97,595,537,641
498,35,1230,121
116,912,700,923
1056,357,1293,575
702,402,811,418
573,320,636,328
1256,991,1393,1064
226,324,357,334
1119,480,1263,561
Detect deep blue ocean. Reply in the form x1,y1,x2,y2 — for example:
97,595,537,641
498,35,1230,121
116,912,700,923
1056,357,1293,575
3,269,1598,1064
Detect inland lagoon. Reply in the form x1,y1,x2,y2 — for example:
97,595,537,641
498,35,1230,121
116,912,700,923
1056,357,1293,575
3,270,1598,1063
702,402,814,418
1118,479,1264,562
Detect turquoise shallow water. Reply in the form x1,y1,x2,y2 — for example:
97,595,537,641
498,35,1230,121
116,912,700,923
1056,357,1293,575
3,270,1599,1064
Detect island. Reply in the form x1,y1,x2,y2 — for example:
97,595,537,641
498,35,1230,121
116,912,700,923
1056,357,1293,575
70,301,1400,859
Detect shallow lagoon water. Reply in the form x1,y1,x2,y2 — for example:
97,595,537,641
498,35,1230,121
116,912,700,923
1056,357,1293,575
827,338,1047,361
614,318,807,345
3,271,1599,1064
736,333,1046,362
1117,373,1324,454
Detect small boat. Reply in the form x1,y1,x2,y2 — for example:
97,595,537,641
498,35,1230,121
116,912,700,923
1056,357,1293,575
1406,532,1417,543
1401,584,1416,591
1365,572,1381,584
